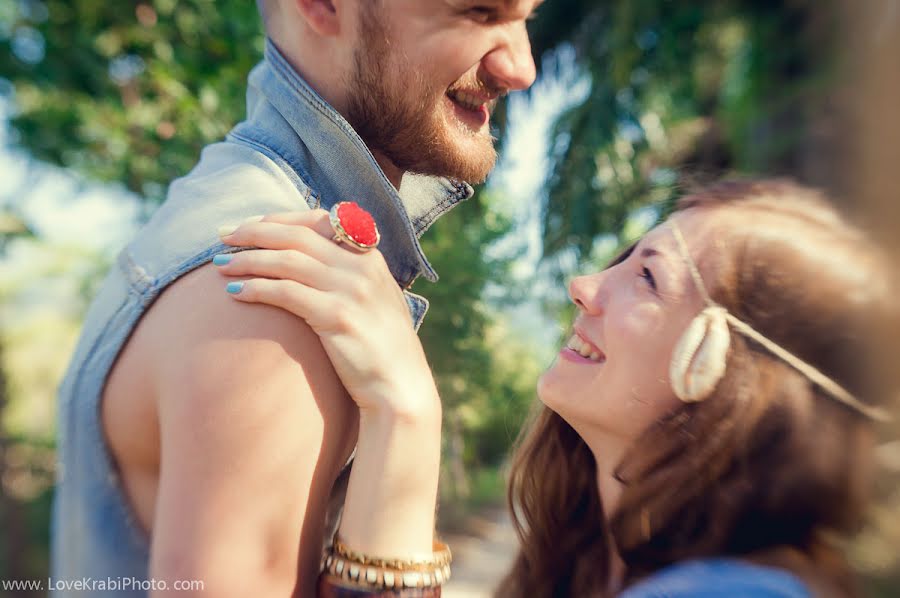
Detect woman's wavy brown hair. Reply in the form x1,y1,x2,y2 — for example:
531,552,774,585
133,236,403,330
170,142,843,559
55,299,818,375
494,179,898,598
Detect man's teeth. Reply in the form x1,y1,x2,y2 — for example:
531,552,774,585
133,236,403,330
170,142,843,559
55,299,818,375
450,90,484,111
566,335,604,362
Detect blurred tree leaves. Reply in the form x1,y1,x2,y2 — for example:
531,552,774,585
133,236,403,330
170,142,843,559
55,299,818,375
1,0,264,202
526,0,842,275
415,190,536,491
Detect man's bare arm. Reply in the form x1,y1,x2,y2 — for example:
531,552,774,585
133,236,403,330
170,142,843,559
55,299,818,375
145,264,358,596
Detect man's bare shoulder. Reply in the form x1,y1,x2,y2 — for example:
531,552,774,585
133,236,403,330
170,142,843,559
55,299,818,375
133,263,359,593
139,261,358,458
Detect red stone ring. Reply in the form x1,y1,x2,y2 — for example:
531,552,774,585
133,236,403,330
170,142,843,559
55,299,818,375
329,201,381,252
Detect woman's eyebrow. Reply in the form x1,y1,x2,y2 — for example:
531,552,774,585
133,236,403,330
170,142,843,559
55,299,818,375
638,244,676,272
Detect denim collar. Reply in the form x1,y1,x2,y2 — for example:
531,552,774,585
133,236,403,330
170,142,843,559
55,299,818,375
229,39,474,286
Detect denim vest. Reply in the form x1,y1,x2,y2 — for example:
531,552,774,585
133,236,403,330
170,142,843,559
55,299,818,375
51,39,472,594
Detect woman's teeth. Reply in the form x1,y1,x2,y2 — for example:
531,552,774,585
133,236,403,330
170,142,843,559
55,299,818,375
566,335,604,362
449,90,484,111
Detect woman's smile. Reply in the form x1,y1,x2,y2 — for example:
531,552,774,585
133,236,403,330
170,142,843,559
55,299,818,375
560,331,606,364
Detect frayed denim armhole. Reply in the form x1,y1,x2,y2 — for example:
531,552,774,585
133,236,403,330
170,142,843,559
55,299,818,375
404,291,430,332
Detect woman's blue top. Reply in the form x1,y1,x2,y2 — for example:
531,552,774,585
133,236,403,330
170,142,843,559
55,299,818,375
619,559,812,597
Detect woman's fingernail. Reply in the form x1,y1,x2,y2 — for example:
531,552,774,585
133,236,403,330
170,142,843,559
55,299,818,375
242,214,265,224
226,281,244,294
212,254,232,266
218,223,239,237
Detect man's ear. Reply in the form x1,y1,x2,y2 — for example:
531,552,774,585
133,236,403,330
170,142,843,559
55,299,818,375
293,0,341,36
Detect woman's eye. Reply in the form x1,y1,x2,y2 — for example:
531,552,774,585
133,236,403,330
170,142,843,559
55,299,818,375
467,6,497,23
640,267,657,291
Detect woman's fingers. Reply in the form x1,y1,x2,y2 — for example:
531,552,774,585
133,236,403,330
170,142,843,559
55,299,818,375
218,209,333,250
213,248,341,291
219,219,357,266
219,209,332,236
259,209,336,238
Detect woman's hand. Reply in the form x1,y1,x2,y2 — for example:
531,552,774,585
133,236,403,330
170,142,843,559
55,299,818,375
214,209,440,419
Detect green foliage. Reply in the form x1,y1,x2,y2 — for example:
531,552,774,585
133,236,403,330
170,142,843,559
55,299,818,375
1,0,264,201
415,190,539,474
528,0,839,274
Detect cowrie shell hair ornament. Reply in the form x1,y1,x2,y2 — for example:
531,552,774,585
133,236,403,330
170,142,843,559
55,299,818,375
670,306,731,403
667,220,891,422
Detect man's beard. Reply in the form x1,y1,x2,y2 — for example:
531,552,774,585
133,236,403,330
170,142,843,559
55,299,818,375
345,9,497,184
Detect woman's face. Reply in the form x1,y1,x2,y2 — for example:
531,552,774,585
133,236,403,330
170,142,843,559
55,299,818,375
538,209,719,441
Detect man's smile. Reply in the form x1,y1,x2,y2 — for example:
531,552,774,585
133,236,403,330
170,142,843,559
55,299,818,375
445,89,499,130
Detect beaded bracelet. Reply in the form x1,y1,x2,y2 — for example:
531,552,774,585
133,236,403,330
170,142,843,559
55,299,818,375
320,553,452,590
320,533,453,592
331,535,452,570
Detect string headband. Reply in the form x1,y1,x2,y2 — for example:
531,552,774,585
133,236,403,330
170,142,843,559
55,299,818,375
668,220,892,423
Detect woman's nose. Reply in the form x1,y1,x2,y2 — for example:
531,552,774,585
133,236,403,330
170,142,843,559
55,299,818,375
568,274,605,314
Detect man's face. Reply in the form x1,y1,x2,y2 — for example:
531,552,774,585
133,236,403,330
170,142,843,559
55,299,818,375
346,0,540,184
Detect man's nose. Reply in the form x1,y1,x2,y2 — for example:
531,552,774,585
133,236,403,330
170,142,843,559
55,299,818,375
568,274,606,314
481,23,537,92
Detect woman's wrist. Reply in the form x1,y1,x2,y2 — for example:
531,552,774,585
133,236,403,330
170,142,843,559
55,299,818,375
358,379,442,428
338,395,443,559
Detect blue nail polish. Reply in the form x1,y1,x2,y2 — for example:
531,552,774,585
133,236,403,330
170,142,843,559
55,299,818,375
226,282,244,294
213,254,232,266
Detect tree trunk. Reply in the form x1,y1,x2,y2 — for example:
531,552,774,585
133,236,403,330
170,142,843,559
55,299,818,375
446,411,470,500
